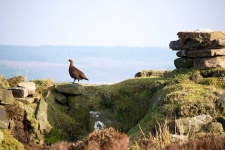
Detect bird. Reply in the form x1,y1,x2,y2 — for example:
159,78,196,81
68,59,89,83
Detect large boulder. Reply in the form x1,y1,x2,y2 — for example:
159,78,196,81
175,114,213,134
0,88,15,105
55,83,87,95
194,56,225,69
18,82,36,95
206,122,224,133
0,105,9,129
174,58,194,68
36,99,52,134
8,87,29,98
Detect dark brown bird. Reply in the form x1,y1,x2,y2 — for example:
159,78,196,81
68,59,89,83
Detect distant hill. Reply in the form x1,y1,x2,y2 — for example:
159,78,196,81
0,45,176,83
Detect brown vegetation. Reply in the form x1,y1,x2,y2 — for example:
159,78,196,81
47,127,129,150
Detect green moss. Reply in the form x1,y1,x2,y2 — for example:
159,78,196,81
1,129,24,150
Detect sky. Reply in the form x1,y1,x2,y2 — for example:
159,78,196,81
0,0,225,84
0,0,225,47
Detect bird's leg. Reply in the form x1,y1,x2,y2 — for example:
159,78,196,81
73,79,76,84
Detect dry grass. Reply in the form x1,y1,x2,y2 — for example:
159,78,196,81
165,134,225,150
131,120,171,150
32,79,54,98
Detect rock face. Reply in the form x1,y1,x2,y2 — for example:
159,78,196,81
170,29,225,69
0,88,15,105
0,105,9,129
36,99,52,134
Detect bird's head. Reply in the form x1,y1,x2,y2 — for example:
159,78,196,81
68,59,73,63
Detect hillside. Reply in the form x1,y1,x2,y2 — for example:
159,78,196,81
0,68,225,149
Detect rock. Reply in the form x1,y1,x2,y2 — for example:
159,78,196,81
176,50,187,57
175,114,213,134
170,31,225,50
186,48,225,58
134,70,171,78
215,92,225,113
53,92,67,104
7,76,26,87
94,121,105,130
18,82,36,95
0,105,9,129
89,110,122,131
36,99,52,134
0,130,3,144
8,87,29,98
194,56,225,69
0,88,15,105
174,58,194,68
206,122,224,133
16,97,36,104
55,83,87,95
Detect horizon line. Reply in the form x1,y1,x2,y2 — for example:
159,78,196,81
0,44,169,49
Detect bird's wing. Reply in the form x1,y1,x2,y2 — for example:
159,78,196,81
69,66,79,78
79,71,88,80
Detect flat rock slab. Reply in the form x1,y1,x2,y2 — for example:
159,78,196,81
16,97,36,104
18,82,36,95
134,70,171,78
8,87,29,98
194,56,225,69
0,105,9,129
170,31,225,50
176,48,225,58
177,31,225,42
0,88,15,105
55,83,87,95
170,39,225,50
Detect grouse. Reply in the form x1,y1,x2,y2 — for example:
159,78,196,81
68,59,89,83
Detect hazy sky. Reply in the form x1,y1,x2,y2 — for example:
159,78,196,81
1,0,225,47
